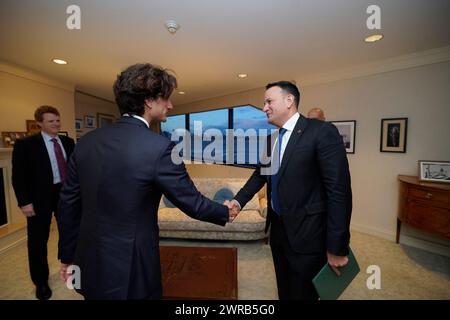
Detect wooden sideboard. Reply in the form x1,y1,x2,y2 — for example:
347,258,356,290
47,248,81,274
397,175,450,243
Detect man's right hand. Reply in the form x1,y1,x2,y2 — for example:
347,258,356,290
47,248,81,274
224,200,240,222
20,203,35,217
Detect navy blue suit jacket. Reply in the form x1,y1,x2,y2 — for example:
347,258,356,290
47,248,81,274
58,116,228,299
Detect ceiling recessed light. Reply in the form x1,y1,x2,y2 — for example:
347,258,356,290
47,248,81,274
364,34,383,43
165,20,180,34
52,58,67,65
237,73,248,78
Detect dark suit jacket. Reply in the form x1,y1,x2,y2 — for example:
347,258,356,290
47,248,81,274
235,115,352,256
57,116,228,299
12,132,75,214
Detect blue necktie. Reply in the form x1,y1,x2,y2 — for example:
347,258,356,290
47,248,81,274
271,128,287,215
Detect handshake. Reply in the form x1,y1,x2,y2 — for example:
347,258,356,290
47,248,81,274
223,199,241,223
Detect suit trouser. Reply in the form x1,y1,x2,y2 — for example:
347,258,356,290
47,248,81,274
269,215,327,300
26,183,61,286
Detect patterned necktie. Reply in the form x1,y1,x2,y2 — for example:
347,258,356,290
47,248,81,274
51,138,67,183
271,128,287,215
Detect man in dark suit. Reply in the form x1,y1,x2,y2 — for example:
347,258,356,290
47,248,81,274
12,105,75,300
231,81,352,300
57,63,236,300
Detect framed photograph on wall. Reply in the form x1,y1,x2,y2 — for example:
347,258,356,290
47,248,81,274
331,120,356,154
26,120,40,134
418,160,450,184
97,113,115,128
380,118,408,153
84,115,95,129
75,118,83,131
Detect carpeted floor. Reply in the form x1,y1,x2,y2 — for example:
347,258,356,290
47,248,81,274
0,223,449,300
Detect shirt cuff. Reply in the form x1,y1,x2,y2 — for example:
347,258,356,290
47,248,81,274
231,199,242,210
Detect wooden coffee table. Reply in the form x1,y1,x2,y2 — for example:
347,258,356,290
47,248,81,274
160,246,238,300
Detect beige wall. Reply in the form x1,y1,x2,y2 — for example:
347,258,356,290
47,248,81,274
0,62,76,145
0,150,23,225
74,91,119,139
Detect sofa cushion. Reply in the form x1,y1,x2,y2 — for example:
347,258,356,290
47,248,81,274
158,208,266,232
241,194,260,211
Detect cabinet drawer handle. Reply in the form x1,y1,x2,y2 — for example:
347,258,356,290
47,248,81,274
425,193,433,199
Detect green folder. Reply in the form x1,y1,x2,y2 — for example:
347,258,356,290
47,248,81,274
312,247,360,300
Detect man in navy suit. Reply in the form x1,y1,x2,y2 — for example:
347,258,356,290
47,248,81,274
231,81,352,300
57,63,236,300
12,106,75,300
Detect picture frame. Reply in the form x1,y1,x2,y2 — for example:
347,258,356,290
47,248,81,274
26,120,40,134
75,118,83,131
380,118,408,153
331,120,356,154
84,115,95,129
1,132,28,148
97,113,115,128
418,160,450,184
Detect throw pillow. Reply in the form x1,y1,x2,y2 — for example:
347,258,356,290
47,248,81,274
213,188,234,204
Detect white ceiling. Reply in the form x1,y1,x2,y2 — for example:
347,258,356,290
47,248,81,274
1,0,449,105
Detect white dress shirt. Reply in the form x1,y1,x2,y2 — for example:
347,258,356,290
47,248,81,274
275,112,300,164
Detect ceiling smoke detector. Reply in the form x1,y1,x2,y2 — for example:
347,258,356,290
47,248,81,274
165,20,179,34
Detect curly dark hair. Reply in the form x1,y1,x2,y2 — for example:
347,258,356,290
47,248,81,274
113,63,177,116
34,105,60,122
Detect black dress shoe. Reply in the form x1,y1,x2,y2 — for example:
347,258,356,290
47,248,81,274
36,283,52,300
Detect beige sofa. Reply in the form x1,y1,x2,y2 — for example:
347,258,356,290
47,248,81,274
158,178,268,240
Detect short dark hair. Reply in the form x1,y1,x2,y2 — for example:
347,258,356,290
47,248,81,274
34,105,60,122
113,63,177,116
266,81,300,108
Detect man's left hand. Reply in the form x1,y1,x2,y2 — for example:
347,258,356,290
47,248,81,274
327,251,348,276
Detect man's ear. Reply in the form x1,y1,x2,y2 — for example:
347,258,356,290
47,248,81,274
286,94,294,109
144,98,153,109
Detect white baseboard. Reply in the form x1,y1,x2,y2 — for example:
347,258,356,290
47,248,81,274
399,234,450,258
350,222,450,258
350,222,395,241
0,234,26,256
0,230,27,255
